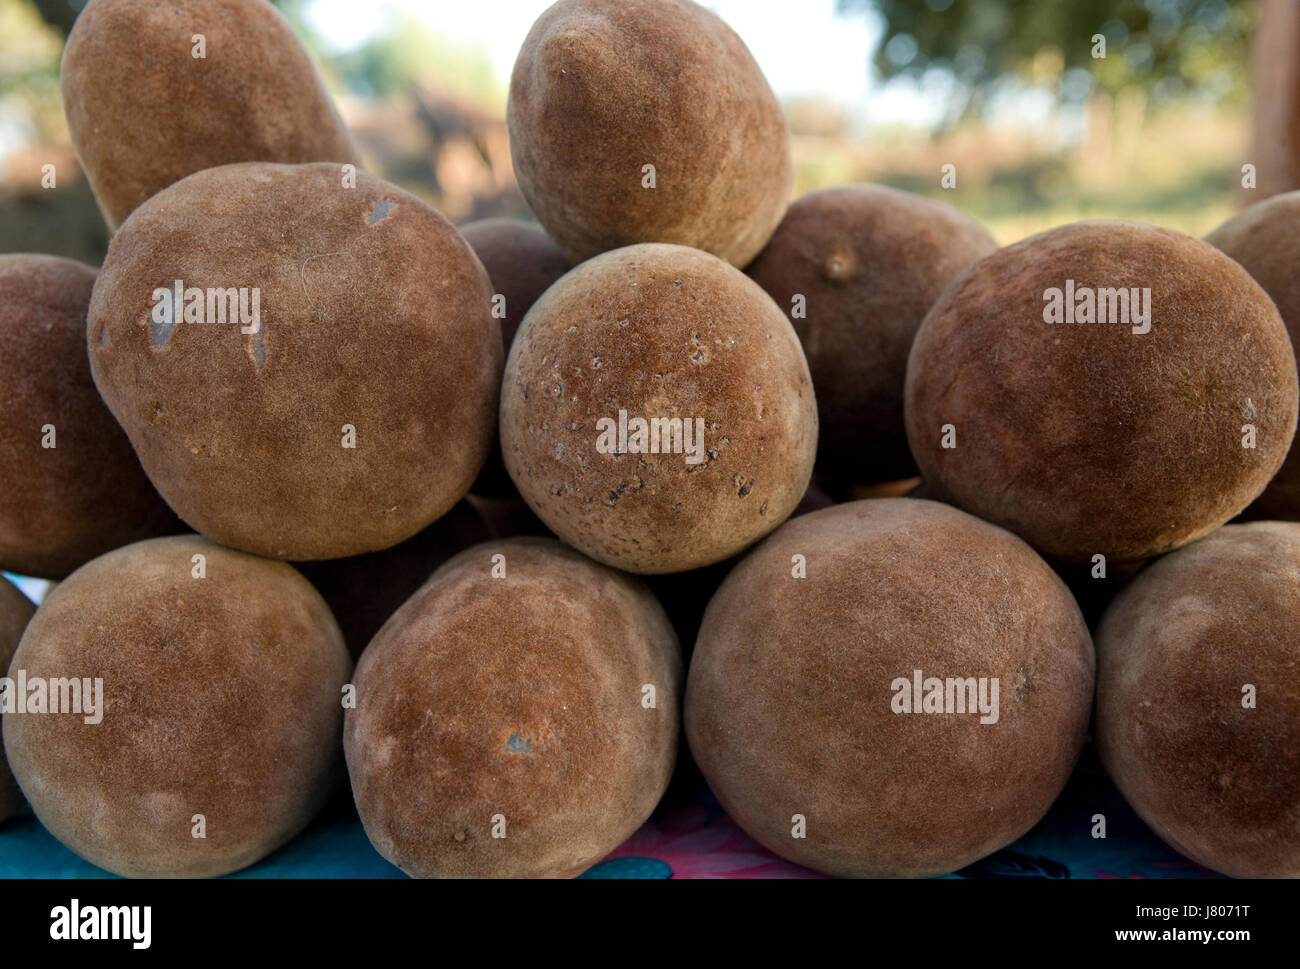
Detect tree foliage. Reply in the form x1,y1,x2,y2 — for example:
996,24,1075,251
839,0,1255,122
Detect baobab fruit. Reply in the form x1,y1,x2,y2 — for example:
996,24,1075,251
62,0,360,230
0,254,174,579
1206,190,1300,520
500,243,818,574
508,0,792,265
748,185,997,485
685,499,1094,877
296,501,492,659
1096,522,1300,878
88,162,502,560
0,576,36,823
344,537,681,878
460,218,571,498
460,218,571,354
3,536,350,877
645,480,835,649
905,221,1297,563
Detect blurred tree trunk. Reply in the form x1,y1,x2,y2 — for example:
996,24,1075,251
1250,0,1300,201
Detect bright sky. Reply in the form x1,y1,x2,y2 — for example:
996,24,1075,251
306,0,948,126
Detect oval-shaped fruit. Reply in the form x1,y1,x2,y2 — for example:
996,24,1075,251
460,218,571,498
62,0,360,230
1096,522,1300,878
345,537,681,878
686,498,1094,878
89,162,502,560
905,220,1298,563
3,536,351,877
1206,190,1300,520
500,243,818,573
0,254,174,578
507,0,792,266
748,184,997,486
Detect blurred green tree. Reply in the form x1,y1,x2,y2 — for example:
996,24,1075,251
840,0,1254,128
331,15,502,107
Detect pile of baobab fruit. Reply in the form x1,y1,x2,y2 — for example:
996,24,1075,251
1,0,1298,881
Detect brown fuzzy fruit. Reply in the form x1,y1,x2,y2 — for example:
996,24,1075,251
459,218,572,354
500,243,818,574
296,501,492,660
460,218,572,498
62,0,360,231
2,536,350,877
0,254,175,578
88,161,502,561
685,498,1095,878
507,0,792,266
645,480,836,650
0,576,36,823
1096,522,1300,878
906,220,1298,563
345,537,681,878
1206,191,1300,520
748,185,997,485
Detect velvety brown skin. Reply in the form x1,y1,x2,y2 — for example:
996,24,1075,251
902,480,1141,629
3,536,351,877
748,185,997,485
1096,522,1300,878
297,501,492,660
501,243,818,573
906,221,1299,563
460,218,572,498
686,499,1095,878
460,218,572,354
508,0,792,266
62,0,360,231
0,255,175,578
645,480,836,652
0,576,36,822
89,162,502,560
1206,191,1300,520
345,537,682,878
